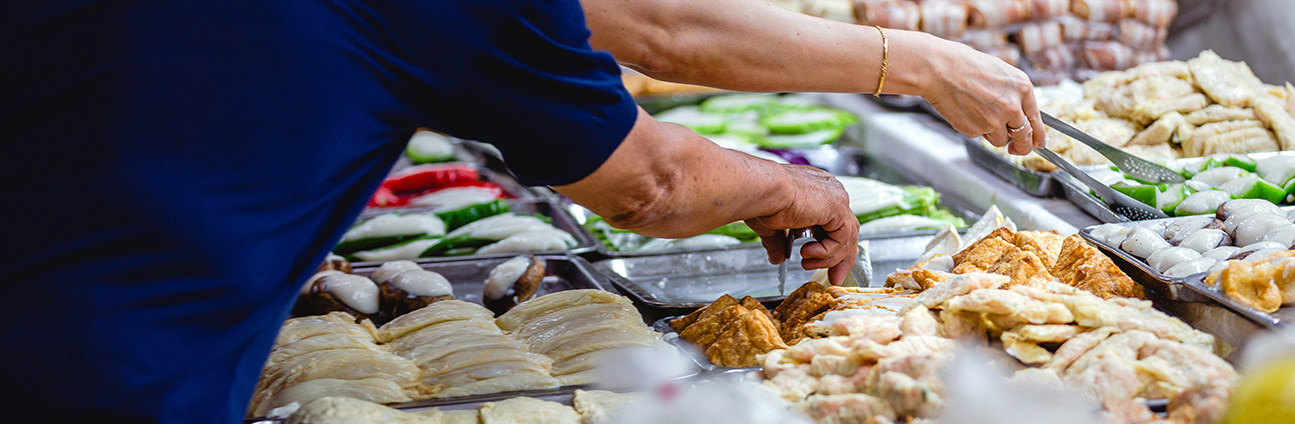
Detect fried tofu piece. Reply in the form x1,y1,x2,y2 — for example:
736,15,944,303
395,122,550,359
670,294,738,332
678,304,747,346
780,291,839,344
1184,105,1256,126
772,282,832,324
740,295,778,330
952,230,1019,274
1254,98,1295,150
1207,260,1283,313
1128,111,1190,146
704,307,789,367
1053,235,1145,299
1133,93,1210,125
1014,231,1066,269
1188,50,1267,108
985,250,1054,289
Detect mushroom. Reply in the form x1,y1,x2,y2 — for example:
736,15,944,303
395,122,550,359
301,272,382,322
366,260,454,320
483,255,546,315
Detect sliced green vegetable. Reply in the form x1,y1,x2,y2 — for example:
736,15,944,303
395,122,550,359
1223,155,1258,172
854,186,941,224
757,128,845,148
706,221,760,241
654,106,727,134
435,199,510,231
1198,157,1226,173
760,108,858,135
1110,181,1158,208
1223,176,1287,204
698,93,779,113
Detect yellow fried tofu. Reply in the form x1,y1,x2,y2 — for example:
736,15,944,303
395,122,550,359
670,294,738,332
739,295,778,332
1014,231,1067,269
985,249,1054,289
703,307,787,367
952,236,1019,274
678,304,748,347
1213,260,1283,313
1054,235,1146,299
772,282,831,324
779,291,838,343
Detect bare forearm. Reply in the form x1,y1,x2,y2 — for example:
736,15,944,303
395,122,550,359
554,108,791,238
583,0,939,96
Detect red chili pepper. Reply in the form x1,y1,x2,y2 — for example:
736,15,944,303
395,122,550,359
381,163,479,194
366,185,409,208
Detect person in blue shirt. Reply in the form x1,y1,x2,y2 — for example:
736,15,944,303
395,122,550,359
1,0,1041,422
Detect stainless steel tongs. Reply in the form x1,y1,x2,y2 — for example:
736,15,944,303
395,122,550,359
1041,111,1184,184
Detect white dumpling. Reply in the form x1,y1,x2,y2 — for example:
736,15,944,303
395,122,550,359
1243,248,1289,263
1121,226,1172,259
1233,213,1293,246
1163,257,1219,278
1263,224,1295,248
1162,216,1215,244
1146,247,1203,273
1178,228,1229,253
1175,191,1231,216
1090,224,1134,247
1191,166,1246,187
1201,246,1241,261
1218,198,1284,221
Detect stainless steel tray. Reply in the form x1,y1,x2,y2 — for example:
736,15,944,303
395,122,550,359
1078,219,1208,302
347,255,612,310
963,136,1059,197
563,148,982,259
593,232,935,309
1181,272,1292,329
651,316,762,375
348,199,599,268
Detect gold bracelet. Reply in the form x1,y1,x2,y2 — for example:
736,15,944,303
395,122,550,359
873,25,888,98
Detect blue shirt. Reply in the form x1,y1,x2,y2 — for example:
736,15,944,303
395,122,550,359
0,1,635,422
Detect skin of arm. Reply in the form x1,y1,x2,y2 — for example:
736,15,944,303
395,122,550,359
554,107,860,283
582,0,1047,152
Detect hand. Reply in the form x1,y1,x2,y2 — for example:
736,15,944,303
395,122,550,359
744,165,859,285
919,38,1046,156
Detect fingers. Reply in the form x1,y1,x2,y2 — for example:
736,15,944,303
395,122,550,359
1021,91,1047,149
747,219,790,264
1006,112,1033,155
984,126,1010,150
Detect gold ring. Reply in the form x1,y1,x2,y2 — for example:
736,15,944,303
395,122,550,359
1007,123,1027,134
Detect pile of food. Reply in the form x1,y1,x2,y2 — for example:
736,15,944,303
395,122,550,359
250,287,665,417
888,226,1145,299
582,175,965,253
670,283,916,367
333,209,577,262
1089,198,1295,279
279,390,642,424
1080,153,1295,217
849,0,1178,84
996,50,1295,172
758,272,1236,424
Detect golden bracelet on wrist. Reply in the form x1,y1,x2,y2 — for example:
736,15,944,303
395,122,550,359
873,25,888,98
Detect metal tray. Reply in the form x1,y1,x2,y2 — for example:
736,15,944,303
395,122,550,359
1078,219,1208,302
254,256,696,422
347,255,612,310
963,136,1059,197
562,147,982,259
1181,272,1292,329
651,316,762,375
347,199,599,268
593,232,936,309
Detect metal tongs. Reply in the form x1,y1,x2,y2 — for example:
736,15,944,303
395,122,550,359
1041,111,1184,184
1036,112,1171,220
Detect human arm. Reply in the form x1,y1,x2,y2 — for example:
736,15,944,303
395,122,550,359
581,0,1045,154
553,107,860,284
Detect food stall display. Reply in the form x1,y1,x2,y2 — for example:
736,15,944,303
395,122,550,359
849,0,1177,85
652,92,860,153
333,207,583,263
252,281,666,418
985,51,1295,173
